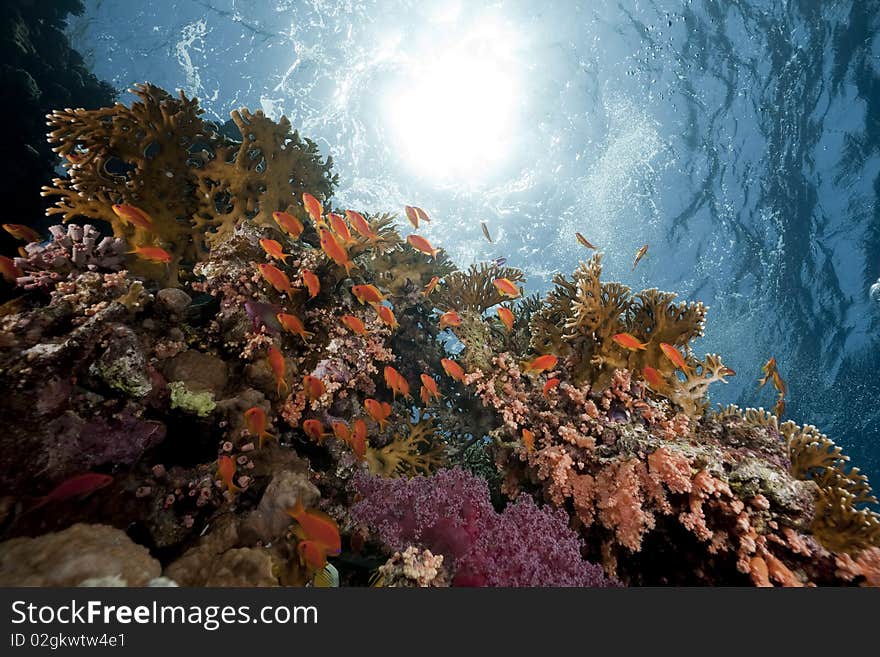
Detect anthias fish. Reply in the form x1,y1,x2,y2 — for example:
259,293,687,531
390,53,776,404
345,210,377,241
497,306,514,332
27,473,113,513
130,245,172,264
659,343,690,372
259,238,290,264
319,228,353,275
328,213,352,243
422,276,440,296
272,211,304,239
111,205,154,232
407,234,439,258
277,313,314,342
302,418,326,443
376,304,399,330
216,456,238,494
439,310,462,330
493,278,520,299
244,407,275,448
302,192,324,225
301,269,320,299
303,375,326,401
523,354,558,375
259,263,294,296
364,398,392,430
267,345,289,396
612,332,649,351
522,428,535,453
440,358,465,382
341,314,367,335
384,365,410,399
542,378,560,396
351,284,386,305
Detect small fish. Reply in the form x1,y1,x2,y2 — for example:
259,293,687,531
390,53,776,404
384,365,411,399
110,205,154,232
319,227,354,275
312,564,340,588
259,238,291,264
364,398,392,431
422,276,440,296
217,456,239,494
481,222,493,243
301,269,320,299
490,257,507,268
287,498,341,554
331,421,351,445
0,256,22,283
523,354,558,375
129,245,172,264
439,310,462,330
632,243,649,270
404,205,420,228
298,539,332,571
351,418,368,460
351,284,386,305
26,473,113,513
659,342,690,372
267,345,289,396
420,385,432,405
612,332,649,351
758,357,777,387
440,358,465,382
302,192,324,225
406,234,440,258
497,306,514,332
302,418,327,444
542,378,560,397
340,314,367,336
376,304,399,330
303,375,326,401
493,277,520,299
3,224,41,243
575,232,596,249
345,210,377,241
420,374,440,402
272,210,304,239
642,366,665,389
522,428,535,453
414,206,430,224
244,407,275,449
258,263,294,296
772,371,787,397
277,313,314,342
328,213,352,243
774,398,785,418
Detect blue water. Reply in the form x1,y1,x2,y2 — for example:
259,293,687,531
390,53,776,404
66,0,880,485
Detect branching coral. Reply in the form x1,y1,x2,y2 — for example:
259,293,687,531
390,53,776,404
365,416,447,478
433,263,525,313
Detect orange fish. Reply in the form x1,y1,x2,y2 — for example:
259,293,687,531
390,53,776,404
302,192,324,225
522,428,535,453
26,472,113,513
331,421,351,445
414,206,430,224
758,357,777,387
3,223,41,242
364,398,392,431
384,365,411,399
244,406,275,448
272,210,304,239
259,238,291,264
642,366,665,389
298,539,332,570
287,499,342,555
774,398,785,418
110,205,154,232
440,358,465,382
303,375,326,401
319,227,353,275
659,342,690,372
259,263,294,296
328,213,352,243
267,345,289,396
772,371,787,396
575,232,596,249
302,418,327,444
523,354,558,375
612,332,649,351
542,378,560,397
422,276,440,296
404,205,420,228
217,456,239,494
0,255,22,283
351,284,386,305
301,269,320,299
497,306,515,332
420,374,440,402
376,304,399,330
129,245,172,264
493,278,520,299
345,210,377,241
340,314,367,335
277,313,314,342
406,234,439,258
632,243,649,270
351,418,368,460
439,310,462,330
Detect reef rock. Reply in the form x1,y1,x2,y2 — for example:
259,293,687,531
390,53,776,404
0,523,161,586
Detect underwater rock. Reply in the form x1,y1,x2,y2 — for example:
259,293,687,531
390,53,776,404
79,575,178,587
0,523,161,586
163,350,228,397
88,324,152,398
168,381,216,417
155,288,193,317
243,469,319,542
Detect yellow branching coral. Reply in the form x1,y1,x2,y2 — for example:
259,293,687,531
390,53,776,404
434,263,525,313
781,420,880,553
528,253,724,414
41,83,336,283
370,243,456,298
365,416,446,478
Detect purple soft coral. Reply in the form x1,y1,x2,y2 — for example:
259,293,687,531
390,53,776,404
351,468,615,587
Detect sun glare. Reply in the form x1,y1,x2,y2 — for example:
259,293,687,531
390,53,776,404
384,20,520,182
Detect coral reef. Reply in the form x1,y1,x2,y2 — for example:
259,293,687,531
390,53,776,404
0,84,877,589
